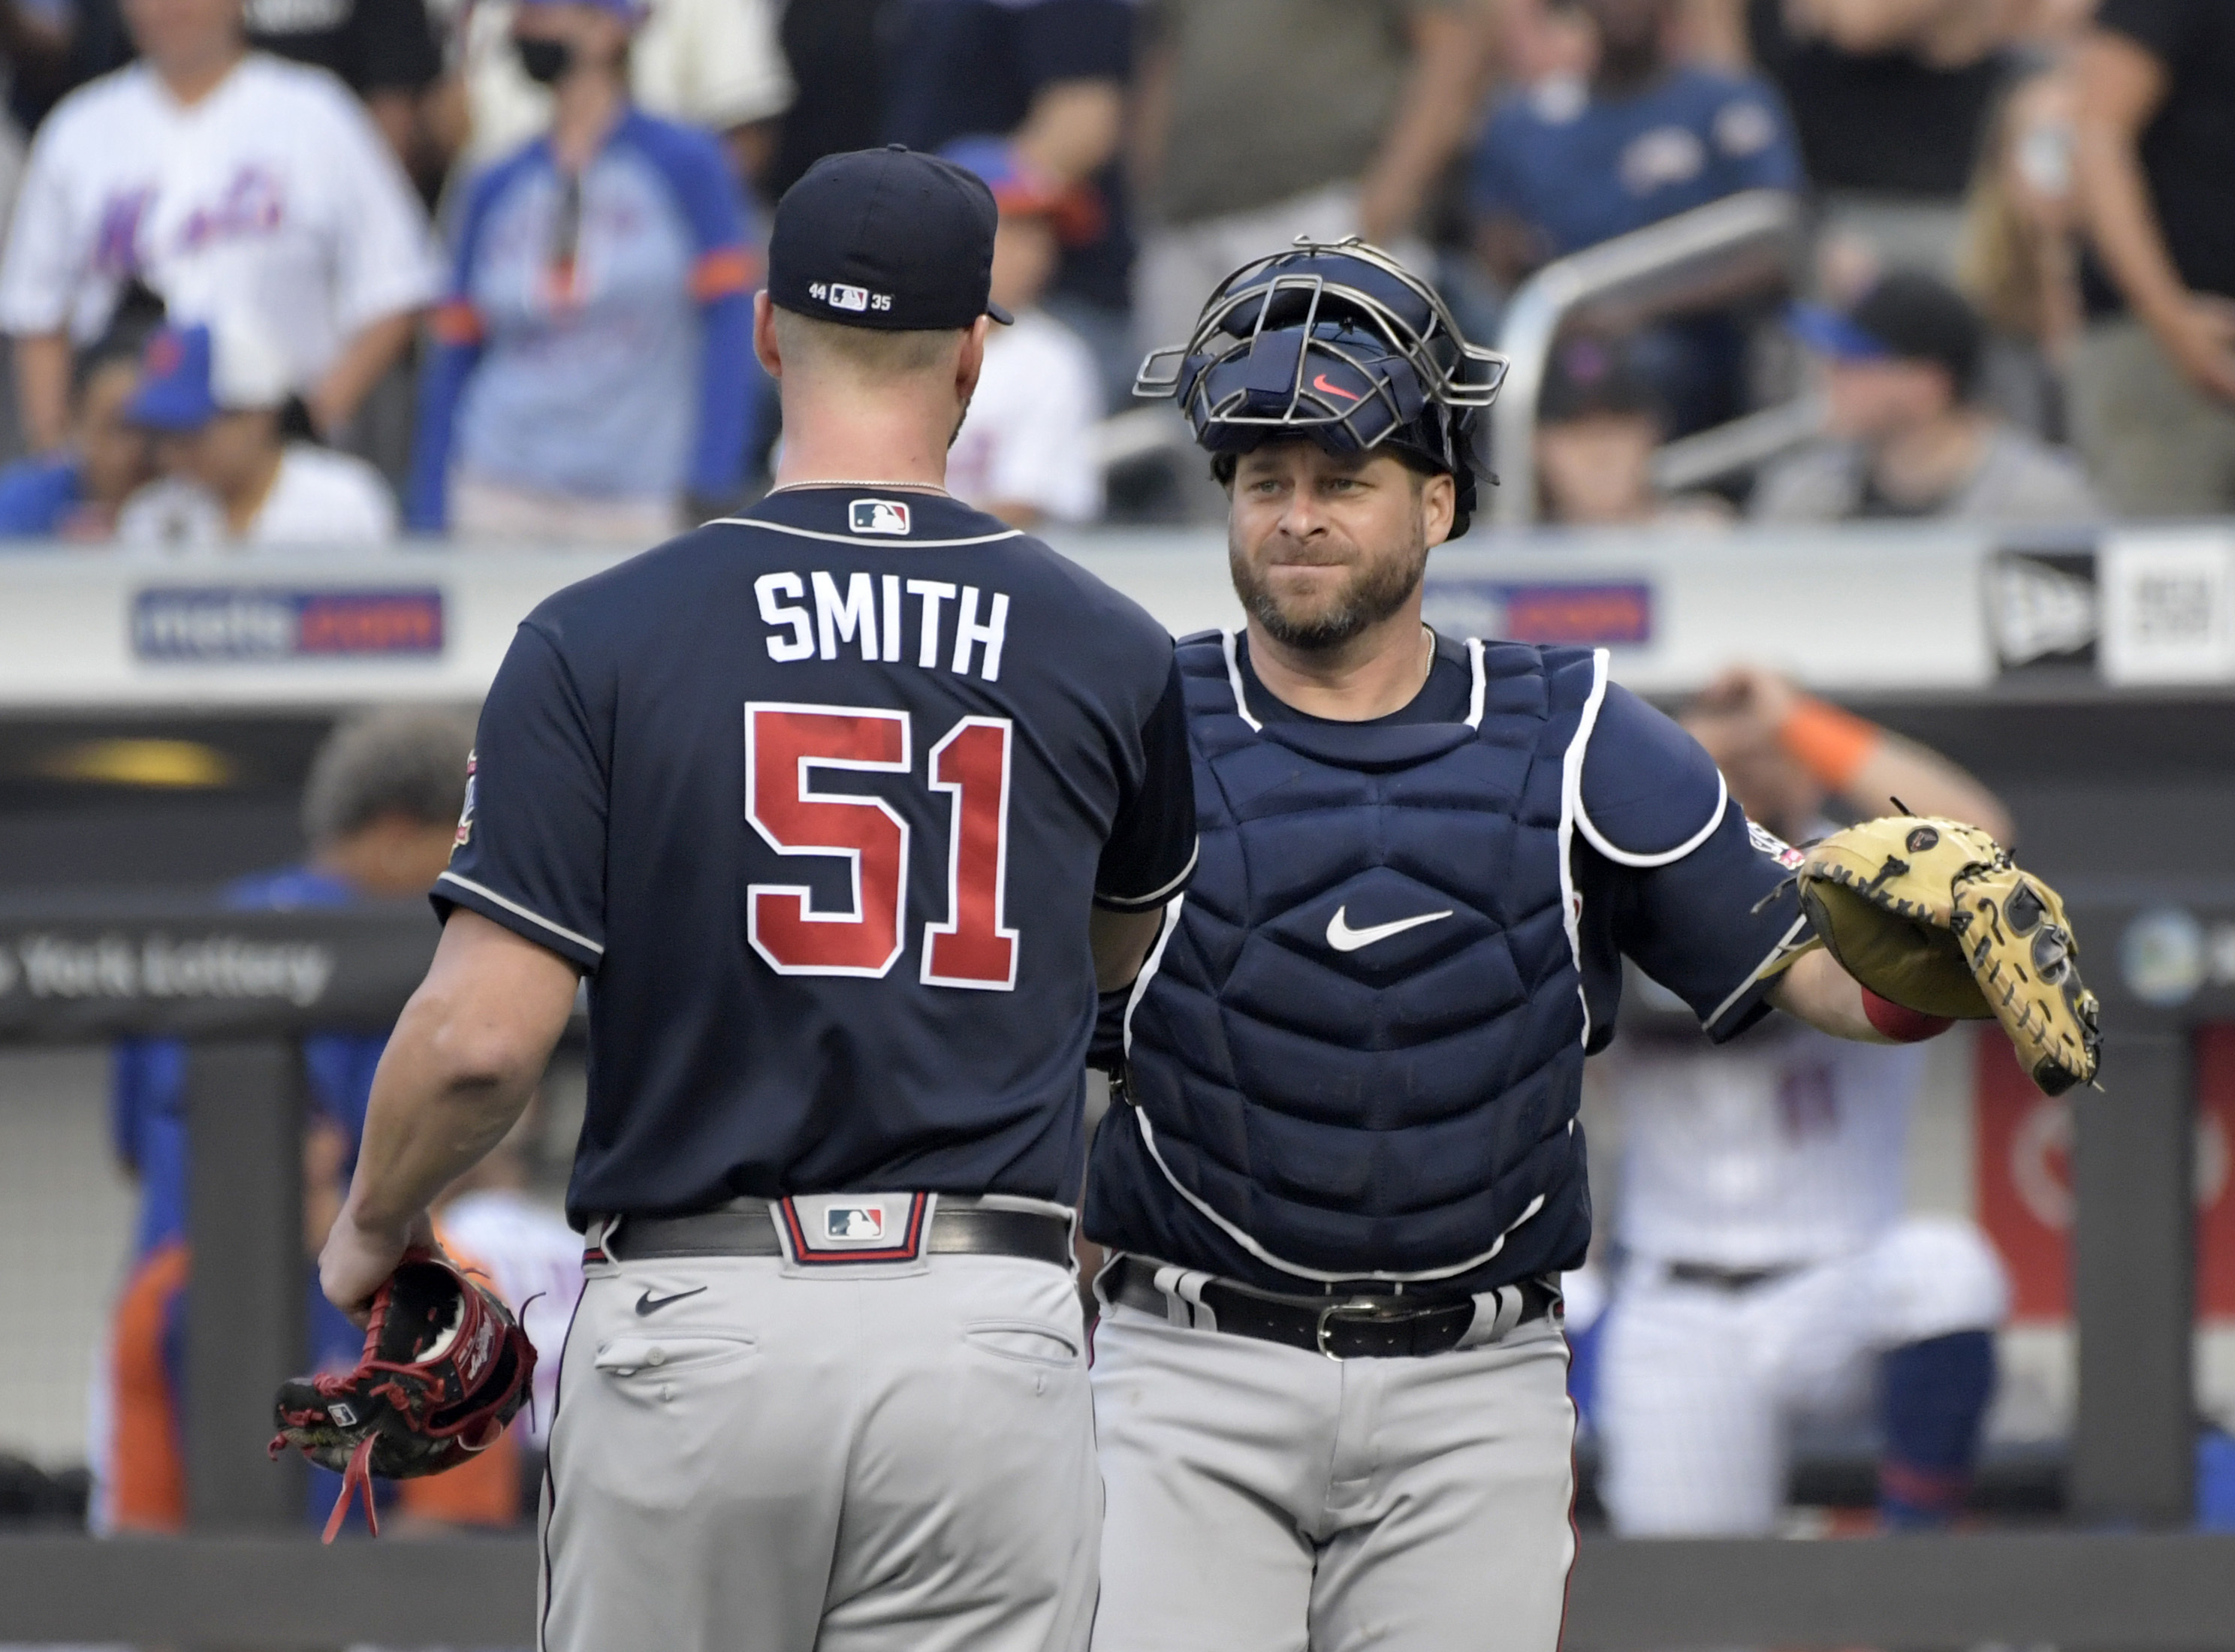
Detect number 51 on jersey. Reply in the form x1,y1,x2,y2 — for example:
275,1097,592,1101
745,703,1018,990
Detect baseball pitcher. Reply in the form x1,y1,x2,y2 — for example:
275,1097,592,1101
316,147,1196,1652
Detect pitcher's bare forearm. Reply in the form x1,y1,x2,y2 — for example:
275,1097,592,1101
324,912,578,1311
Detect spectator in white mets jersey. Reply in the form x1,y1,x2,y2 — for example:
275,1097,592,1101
0,0,440,456
1594,663,2015,1535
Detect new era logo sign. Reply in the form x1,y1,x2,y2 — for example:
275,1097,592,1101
849,499,910,536
825,1206,885,1241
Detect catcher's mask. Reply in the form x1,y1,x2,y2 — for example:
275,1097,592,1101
1135,240,1507,537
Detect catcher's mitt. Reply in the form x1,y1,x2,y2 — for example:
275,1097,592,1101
1789,815,2101,1096
270,1249,535,1542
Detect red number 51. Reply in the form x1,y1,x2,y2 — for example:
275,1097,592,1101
745,703,1018,990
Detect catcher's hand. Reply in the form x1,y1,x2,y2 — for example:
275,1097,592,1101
1789,815,2101,1096
270,1249,535,1542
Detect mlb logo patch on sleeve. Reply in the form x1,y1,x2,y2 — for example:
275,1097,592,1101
849,499,912,536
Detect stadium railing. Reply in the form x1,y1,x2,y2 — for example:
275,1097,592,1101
1489,189,1814,526
1,526,2230,1644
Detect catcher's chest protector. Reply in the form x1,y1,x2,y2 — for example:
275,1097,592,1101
1102,632,1598,1286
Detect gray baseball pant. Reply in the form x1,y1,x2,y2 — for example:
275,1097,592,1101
1088,1300,1576,1652
539,1250,1099,1652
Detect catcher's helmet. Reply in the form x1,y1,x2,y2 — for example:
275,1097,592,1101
1136,240,1507,535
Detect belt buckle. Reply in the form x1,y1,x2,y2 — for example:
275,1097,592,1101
1314,1297,1406,1361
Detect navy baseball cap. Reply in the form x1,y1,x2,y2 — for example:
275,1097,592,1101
768,145,1013,331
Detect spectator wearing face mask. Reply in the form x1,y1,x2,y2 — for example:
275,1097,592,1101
1473,0,1800,281
116,312,400,546
407,0,758,541
454,0,793,190
1472,0,1799,435
1752,270,2101,523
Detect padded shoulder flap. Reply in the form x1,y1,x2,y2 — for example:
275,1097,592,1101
1575,682,1728,866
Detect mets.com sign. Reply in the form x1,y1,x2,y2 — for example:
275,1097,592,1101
132,586,445,661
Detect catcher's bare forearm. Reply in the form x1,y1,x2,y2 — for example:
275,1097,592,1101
344,910,580,1236
1766,949,1897,1044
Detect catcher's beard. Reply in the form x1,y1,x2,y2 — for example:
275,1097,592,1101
1228,508,1431,653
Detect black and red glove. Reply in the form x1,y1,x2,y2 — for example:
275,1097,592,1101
270,1248,536,1542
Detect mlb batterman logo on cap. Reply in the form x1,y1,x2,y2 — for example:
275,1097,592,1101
767,145,1014,332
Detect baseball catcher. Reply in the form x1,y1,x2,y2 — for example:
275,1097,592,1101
270,1249,535,1542
1083,234,2101,1652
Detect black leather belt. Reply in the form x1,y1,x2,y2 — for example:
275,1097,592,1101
1106,1256,1558,1360
1665,1260,1796,1291
608,1202,1073,1268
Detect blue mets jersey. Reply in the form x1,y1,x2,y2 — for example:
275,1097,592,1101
439,487,1195,1225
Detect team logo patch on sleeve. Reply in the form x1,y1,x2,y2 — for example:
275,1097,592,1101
1748,819,1805,869
849,499,912,537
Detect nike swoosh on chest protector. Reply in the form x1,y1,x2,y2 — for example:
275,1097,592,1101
1324,905,1455,953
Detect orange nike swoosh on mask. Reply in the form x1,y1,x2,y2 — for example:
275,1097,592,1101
1311,372,1363,401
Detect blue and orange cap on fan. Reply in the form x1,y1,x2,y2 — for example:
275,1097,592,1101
1132,241,1510,537
125,313,294,432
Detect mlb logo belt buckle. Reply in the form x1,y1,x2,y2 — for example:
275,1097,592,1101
776,1192,934,1265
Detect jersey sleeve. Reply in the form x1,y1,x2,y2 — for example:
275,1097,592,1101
321,86,443,335
433,621,610,971
632,121,757,501
0,110,84,336
407,158,512,530
1094,654,1198,911
1576,683,1806,1042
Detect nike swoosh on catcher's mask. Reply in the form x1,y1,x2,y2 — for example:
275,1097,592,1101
1324,905,1455,953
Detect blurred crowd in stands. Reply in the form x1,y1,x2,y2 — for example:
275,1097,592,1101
0,0,2221,541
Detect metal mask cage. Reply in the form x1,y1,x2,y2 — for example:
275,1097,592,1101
1136,237,1510,415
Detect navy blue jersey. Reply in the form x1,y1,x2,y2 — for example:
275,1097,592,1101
439,487,1195,1225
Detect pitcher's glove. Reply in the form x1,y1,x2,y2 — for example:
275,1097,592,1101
270,1249,535,1541
1790,815,2101,1096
